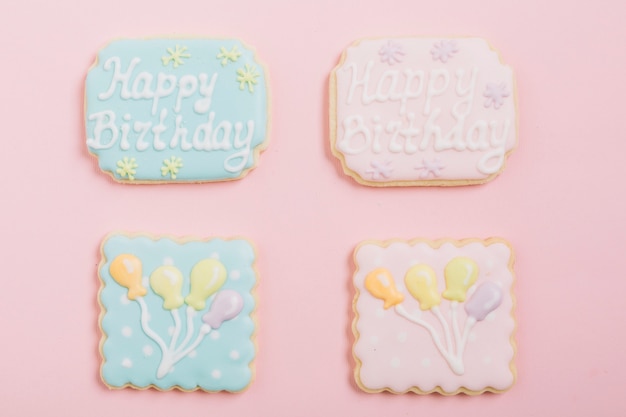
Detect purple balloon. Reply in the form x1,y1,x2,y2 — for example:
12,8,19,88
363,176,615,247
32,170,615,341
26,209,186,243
202,290,244,329
464,282,503,322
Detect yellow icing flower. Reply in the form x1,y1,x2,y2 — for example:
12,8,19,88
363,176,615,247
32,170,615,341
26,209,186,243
161,156,183,179
161,45,191,68
116,157,138,180
217,45,241,66
236,64,260,93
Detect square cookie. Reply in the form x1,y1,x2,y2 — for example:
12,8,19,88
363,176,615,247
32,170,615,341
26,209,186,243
352,238,516,394
98,233,258,391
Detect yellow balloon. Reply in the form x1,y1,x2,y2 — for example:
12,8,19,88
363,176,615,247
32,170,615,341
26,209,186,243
442,257,479,302
149,266,184,310
364,268,404,309
404,264,441,310
109,254,146,300
185,259,227,310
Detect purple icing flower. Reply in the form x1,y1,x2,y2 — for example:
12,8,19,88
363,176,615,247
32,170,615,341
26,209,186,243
483,82,510,109
379,40,404,65
366,160,393,180
430,40,459,63
415,158,445,179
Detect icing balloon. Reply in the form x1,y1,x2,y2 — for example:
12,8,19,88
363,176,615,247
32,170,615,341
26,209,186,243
442,257,479,302
364,268,404,309
404,264,441,310
109,254,146,300
150,266,185,310
465,282,503,321
185,259,227,310
202,290,244,329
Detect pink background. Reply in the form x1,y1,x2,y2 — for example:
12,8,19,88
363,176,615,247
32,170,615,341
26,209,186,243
1,0,624,415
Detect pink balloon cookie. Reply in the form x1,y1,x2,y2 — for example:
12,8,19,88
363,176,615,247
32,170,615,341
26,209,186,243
330,38,517,186
352,238,516,394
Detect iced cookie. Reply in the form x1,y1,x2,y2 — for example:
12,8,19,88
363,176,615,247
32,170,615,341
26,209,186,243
86,38,269,183
330,37,517,186
352,238,516,394
98,233,258,392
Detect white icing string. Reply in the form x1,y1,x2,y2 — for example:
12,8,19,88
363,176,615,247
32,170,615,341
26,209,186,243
136,299,209,378
136,297,168,356
169,308,182,351
450,301,462,353
395,304,464,375
174,307,196,356
173,325,212,363
457,317,477,360
431,306,453,355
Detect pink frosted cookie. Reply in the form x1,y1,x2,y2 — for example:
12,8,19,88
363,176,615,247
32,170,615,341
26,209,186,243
330,38,517,186
352,238,516,394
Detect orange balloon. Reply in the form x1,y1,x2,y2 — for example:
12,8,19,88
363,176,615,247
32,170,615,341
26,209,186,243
364,268,404,309
109,254,146,300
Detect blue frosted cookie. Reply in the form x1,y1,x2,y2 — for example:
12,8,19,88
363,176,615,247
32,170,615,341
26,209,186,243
86,39,269,183
98,233,258,391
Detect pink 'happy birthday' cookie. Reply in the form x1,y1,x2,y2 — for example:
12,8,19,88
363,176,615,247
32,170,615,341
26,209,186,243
331,37,517,186
352,238,516,394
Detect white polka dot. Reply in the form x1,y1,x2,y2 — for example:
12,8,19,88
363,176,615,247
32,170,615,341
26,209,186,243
211,369,222,379
229,350,240,360
142,346,153,357
120,294,130,305
369,335,379,345
421,358,431,368
469,332,477,342
210,252,220,260
121,326,132,337
486,312,497,321
188,350,197,358
168,326,175,336
483,356,492,364
210,331,220,340
122,358,132,368
229,270,241,280
390,357,401,368
375,308,385,318
163,257,174,266
397,332,407,343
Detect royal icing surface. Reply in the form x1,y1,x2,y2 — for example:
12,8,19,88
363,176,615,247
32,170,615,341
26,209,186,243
86,39,269,183
352,238,516,394
331,38,517,186
99,233,257,392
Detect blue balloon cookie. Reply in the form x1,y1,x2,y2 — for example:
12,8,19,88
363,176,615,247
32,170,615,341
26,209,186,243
98,233,258,391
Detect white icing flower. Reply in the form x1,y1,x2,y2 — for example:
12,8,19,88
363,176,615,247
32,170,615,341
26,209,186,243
483,82,510,109
415,158,445,179
430,40,458,63
379,41,404,65
366,160,393,180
